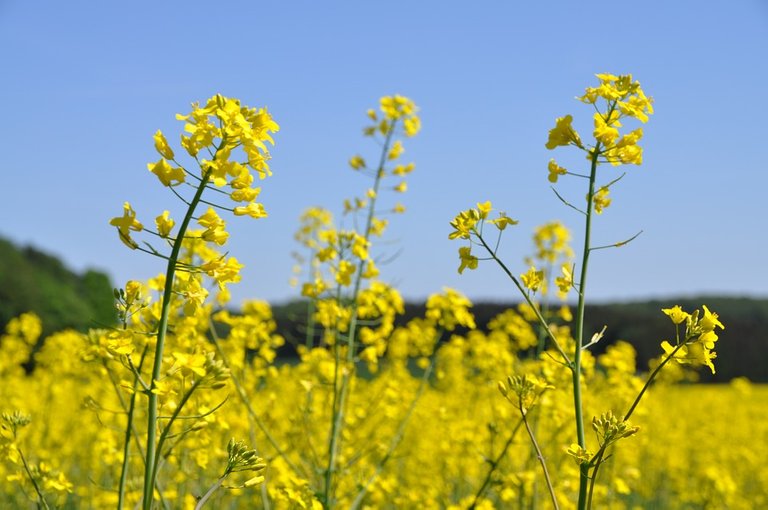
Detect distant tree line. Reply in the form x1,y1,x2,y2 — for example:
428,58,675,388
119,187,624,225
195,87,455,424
1,236,765,382
271,297,768,383
0,237,116,338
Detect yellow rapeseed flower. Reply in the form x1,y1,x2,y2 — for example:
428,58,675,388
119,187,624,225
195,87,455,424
520,266,544,292
153,130,175,160
109,202,143,249
458,246,478,274
545,115,582,150
155,210,175,238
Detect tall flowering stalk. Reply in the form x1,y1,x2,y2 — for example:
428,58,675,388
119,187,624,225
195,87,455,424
449,74,725,509
545,74,652,508
316,96,420,507
109,94,278,509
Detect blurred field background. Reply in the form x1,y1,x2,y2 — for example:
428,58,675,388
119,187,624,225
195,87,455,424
2,236,765,382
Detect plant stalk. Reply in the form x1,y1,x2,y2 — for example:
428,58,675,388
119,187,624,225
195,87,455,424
142,169,212,510
323,121,396,507
575,147,600,510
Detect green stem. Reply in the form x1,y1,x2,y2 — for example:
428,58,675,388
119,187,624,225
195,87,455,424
305,249,318,350
194,474,227,510
324,121,396,507
585,449,605,510
535,262,554,358
118,345,149,510
520,405,559,510
575,147,600,510
142,168,213,510
624,341,686,421
306,298,317,349
468,417,524,510
17,447,50,510
149,377,204,492
475,234,571,366
324,288,344,507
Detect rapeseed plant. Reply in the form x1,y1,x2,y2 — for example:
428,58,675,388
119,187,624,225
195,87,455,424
449,73,727,509
107,94,276,509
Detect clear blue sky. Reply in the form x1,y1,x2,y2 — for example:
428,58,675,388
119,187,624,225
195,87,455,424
1,1,766,306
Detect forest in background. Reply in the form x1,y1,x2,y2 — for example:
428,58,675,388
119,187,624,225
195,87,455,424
272,297,768,383
1,236,765,382
0,238,115,338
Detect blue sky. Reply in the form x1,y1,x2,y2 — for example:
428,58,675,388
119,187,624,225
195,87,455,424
1,1,766,306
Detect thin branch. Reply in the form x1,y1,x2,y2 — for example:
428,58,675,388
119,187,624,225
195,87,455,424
194,474,226,510
198,197,236,212
600,172,627,190
17,447,50,510
586,449,606,510
467,416,524,509
520,405,559,510
475,232,572,366
158,396,228,421
581,325,607,351
590,230,643,251
168,184,192,206
551,187,587,216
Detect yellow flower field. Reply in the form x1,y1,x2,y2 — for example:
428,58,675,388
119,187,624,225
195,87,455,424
1,76,763,509
2,311,765,509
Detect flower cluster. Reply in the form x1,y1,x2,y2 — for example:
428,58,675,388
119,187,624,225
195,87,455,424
544,74,654,217
361,95,421,138
498,374,553,413
660,304,725,373
223,438,267,488
546,73,653,166
448,201,518,274
110,94,279,294
295,96,420,355
523,221,575,299
591,411,640,449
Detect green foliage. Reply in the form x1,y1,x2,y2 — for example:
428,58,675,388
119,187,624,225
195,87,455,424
0,237,116,339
